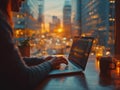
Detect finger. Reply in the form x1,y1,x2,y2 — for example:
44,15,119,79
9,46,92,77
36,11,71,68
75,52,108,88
57,58,68,65
61,59,68,65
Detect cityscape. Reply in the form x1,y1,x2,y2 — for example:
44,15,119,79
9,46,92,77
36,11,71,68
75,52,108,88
12,0,115,57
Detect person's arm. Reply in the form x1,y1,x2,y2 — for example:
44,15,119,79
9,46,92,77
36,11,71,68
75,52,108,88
23,57,45,66
23,55,55,66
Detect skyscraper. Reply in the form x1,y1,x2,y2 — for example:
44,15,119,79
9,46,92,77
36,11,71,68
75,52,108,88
63,0,72,38
81,0,115,54
71,0,81,37
81,0,115,47
38,0,44,23
37,0,45,32
49,16,61,33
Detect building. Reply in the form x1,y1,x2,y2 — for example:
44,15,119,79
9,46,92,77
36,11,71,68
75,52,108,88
38,0,44,21
12,12,26,38
71,0,81,37
13,12,25,30
49,16,61,33
109,0,115,54
81,0,115,54
63,0,72,38
37,0,45,32
13,0,43,38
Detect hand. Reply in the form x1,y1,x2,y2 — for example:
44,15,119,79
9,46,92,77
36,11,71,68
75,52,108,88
49,56,68,69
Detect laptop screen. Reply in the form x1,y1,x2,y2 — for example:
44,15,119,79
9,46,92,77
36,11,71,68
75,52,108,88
68,37,94,70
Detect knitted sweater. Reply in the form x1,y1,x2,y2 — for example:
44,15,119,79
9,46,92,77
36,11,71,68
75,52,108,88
0,12,52,90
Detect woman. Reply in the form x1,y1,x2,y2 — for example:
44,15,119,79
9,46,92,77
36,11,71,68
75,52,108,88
0,0,68,90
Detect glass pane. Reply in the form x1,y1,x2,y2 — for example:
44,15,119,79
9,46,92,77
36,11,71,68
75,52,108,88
13,0,115,57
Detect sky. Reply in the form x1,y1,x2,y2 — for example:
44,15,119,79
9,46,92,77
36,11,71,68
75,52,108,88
44,0,65,24
28,0,65,24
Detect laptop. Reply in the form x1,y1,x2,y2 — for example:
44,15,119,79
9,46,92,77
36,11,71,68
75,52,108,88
49,37,94,76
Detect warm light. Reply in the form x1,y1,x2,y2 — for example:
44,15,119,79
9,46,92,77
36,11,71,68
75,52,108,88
116,61,120,76
91,15,98,19
95,59,100,71
116,67,120,75
15,29,24,38
58,28,63,33
95,46,104,59
16,30,20,35
110,0,115,3
63,37,67,40
112,18,115,21
41,29,48,33
91,52,95,55
20,31,23,35
17,15,20,18
81,34,86,37
41,35,45,38
62,41,66,43
70,38,73,42
66,42,69,46
105,51,111,56
16,14,23,18
56,39,60,43
96,53,103,57
109,18,115,21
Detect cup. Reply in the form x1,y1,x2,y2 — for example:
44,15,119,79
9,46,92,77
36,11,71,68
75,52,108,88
99,56,116,76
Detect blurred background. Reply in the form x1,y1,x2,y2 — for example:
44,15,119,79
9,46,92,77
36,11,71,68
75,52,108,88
12,0,115,58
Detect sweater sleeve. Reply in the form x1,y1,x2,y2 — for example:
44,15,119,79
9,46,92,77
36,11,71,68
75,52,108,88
23,57,45,66
0,15,52,90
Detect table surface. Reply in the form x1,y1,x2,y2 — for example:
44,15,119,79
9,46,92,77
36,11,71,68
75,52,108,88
34,55,120,90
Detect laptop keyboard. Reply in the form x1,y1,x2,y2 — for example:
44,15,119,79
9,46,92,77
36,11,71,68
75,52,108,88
59,62,78,71
59,63,68,70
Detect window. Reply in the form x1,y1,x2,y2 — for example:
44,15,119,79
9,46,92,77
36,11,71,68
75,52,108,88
13,0,115,58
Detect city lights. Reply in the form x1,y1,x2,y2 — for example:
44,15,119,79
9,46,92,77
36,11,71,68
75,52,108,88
13,0,115,57
110,0,115,3
58,28,63,33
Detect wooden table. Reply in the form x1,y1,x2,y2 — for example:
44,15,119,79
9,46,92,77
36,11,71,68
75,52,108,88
34,55,120,90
